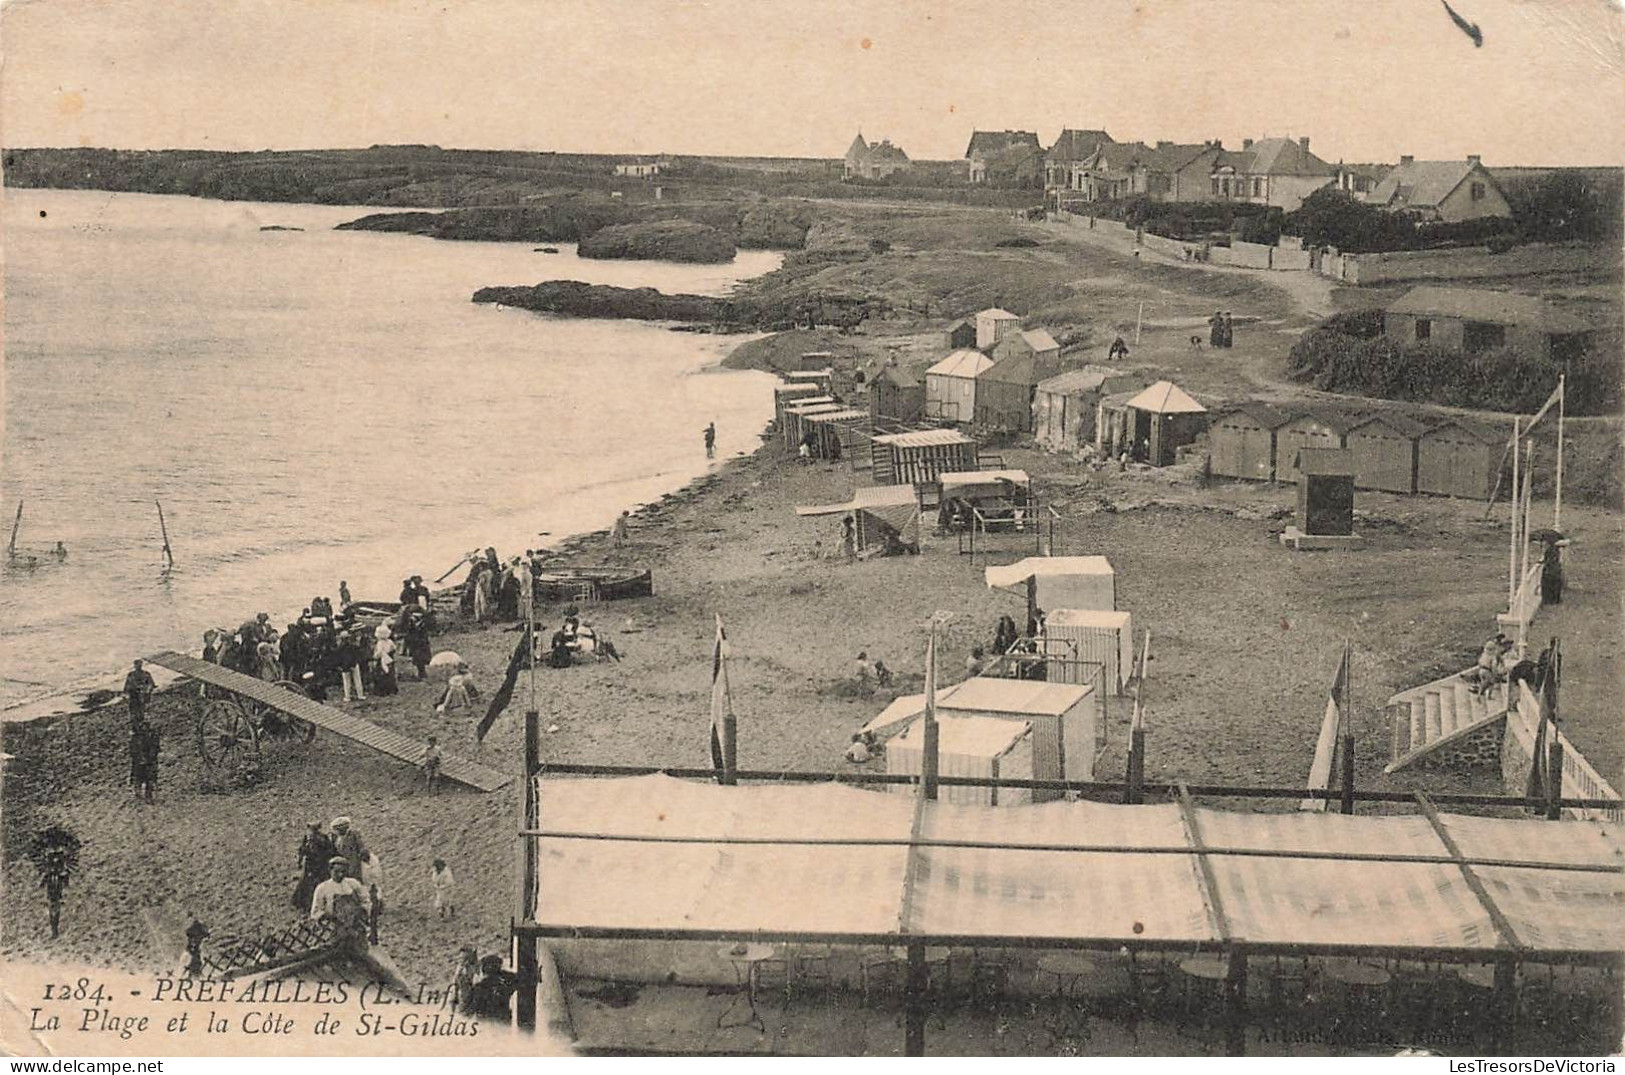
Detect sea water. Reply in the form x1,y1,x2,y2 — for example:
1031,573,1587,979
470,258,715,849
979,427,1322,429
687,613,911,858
1,188,781,714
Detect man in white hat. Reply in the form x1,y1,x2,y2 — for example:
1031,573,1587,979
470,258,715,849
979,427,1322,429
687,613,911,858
309,857,368,935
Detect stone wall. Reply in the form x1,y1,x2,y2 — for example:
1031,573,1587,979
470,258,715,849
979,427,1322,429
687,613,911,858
1418,717,1505,771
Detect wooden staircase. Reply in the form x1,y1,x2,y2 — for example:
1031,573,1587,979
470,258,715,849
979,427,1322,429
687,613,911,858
1384,670,1508,775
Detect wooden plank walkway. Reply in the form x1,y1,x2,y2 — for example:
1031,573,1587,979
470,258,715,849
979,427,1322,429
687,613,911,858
145,651,512,792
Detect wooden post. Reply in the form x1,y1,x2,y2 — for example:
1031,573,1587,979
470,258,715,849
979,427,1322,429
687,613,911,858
1546,737,1564,821
922,625,939,802
1490,957,1518,1054
903,942,927,1055
1135,301,1144,344
7,501,20,558
1125,725,1145,805
1554,374,1565,531
1340,641,1356,816
723,712,738,787
1224,949,1249,1056
516,709,541,1030
155,501,174,568
1508,418,1519,608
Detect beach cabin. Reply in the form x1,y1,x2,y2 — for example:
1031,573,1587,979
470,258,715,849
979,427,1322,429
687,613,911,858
924,350,992,425
1205,402,1293,482
867,366,925,423
799,351,837,373
863,678,1101,796
974,348,1061,434
803,408,870,460
987,556,1116,618
886,715,1034,806
796,484,921,554
1033,366,1138,453
939,470,1030,530
942,318,977,351
1125,381,1208,467
773,383,822,425
1043,609,1134,694
1275,411,1350,483
1344,413,1428,494
785,369,834,396
1416,418,1504,500
1294,448,1357,536
781,398,840,449
975,308,1021,350
870,429,979,486
1095,389,1140,458
991,328,1061,367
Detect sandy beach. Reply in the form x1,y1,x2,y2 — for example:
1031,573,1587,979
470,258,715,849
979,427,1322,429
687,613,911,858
5,405,1619,995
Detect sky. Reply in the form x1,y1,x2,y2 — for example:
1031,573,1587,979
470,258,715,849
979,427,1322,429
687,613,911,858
2,0,1622,165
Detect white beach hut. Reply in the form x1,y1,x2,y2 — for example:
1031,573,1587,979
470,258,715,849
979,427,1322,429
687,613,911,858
924,349,993,425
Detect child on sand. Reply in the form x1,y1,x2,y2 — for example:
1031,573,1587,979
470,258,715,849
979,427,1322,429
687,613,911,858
431,858,456,919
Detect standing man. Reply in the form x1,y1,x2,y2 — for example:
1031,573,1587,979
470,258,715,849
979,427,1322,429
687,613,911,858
611,511,631,548
1208,311,1224,348
309,857,369,942
331,817,368,885
704,422,717,459
123,659,156,727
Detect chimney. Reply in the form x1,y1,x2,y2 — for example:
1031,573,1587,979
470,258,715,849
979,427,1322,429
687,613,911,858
1467,153,1482,164
1298,136,1310,153
1400,154,1415,165
1242,138,1253,150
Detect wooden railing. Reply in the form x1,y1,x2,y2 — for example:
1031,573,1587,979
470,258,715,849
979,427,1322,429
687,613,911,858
1510,682,1622,823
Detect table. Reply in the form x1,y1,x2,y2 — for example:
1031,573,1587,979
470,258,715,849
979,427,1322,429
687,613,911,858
1456,963,1498,991
1037,952,1109,999
1179,956,1229,983
716,943,778,1032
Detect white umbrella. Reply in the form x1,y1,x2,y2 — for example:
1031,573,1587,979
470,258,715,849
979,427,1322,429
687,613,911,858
427,651,465,676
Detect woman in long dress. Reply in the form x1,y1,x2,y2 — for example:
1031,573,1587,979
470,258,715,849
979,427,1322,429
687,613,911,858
371,624,398,696
292,823,334,912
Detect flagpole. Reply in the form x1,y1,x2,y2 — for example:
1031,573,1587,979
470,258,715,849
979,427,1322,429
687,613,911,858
1518,441,1535,654
1340,640,1355,816
922,622,939,802
1554,375,1565,532
1507,417,1519,610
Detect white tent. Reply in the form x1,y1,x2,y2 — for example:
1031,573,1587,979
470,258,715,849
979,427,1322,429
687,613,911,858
986,556,1115,612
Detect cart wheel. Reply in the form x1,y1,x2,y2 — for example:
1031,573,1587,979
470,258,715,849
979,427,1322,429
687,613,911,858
272,680,317,742
196,700,260,771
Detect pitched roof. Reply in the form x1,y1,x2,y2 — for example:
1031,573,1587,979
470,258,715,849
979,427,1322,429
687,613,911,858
977,307,1019,321
1210,400,1296,429
1345,412,1433,439
1001,328,1059,354
1369,159,1497,209
979,350,1060,387
1036,365,1128,395
845,132,870,162
1127,380,1206,414
1420,416,1508,444
1388,286,1593,333
927,349,996,379
872,365,922,388
1216,138,1332,176
867,140,911,163
966,130,1041,159
1047,128,1115,162
1335,162,1393,182
1084,141,1210,177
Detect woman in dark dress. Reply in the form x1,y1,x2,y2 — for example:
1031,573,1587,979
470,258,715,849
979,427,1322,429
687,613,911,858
292,823,334,912
496,568,520,621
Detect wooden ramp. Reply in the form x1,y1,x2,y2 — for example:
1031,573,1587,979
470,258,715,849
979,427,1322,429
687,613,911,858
1384,668,1507,775
145,651,511,792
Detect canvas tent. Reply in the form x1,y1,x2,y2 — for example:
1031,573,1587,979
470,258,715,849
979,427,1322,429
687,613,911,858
1125,381,1208,466
987,556,1116,615
797,484,921,553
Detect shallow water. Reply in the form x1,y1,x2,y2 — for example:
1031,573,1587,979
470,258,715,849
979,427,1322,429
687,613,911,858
1,188,780,712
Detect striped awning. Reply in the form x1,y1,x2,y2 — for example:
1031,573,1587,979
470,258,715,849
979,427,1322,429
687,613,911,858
530,776,1625,957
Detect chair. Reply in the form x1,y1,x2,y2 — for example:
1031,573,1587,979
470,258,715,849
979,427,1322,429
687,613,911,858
967,948,1011,1014
752,956,792,1010
788,944,834,1003
859,949,904,1008
1265,955,1319,1039
1125,951,1170,1027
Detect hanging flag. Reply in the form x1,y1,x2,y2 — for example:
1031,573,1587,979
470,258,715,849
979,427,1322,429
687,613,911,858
710,616,732,783
475,624,532,742
1525,381,1565,433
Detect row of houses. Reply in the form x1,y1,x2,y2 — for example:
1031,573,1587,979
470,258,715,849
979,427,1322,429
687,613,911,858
1206,403,1505,500
962,126,1510,222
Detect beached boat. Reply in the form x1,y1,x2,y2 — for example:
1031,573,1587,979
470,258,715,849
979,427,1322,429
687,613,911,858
532,567,653,602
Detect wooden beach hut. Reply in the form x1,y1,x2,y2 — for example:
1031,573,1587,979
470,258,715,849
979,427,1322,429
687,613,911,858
799,351,836,372
1206,402,1293,482
1416,418,1504,500
1125,381,1208,467
803,407,870,459
785,369,834,394
862,677,1101,795
774,382,821,424
974,348,1061,434
1096,389,1141,458
867,366,925,423
975,308,1021,350
781,398,840,449
1043,609,1134,694
1294,448,1357,536
942,318,977,351
1344,413,1429,494
1275,411,1350,483
870,429,979,486
1033,366,1138,453
886,716,1034,807
924,350,992,425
